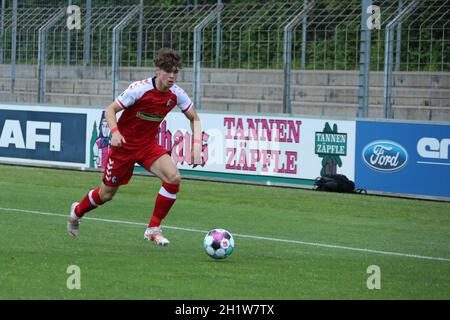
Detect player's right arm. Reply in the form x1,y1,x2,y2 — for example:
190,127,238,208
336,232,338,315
105,101,126,148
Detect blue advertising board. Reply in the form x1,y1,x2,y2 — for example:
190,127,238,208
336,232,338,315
355,121,450,198
0,110,86,163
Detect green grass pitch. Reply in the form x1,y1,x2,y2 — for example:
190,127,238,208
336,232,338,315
0,164,449,300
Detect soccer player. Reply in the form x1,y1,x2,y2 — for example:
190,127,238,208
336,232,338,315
68,48,202,246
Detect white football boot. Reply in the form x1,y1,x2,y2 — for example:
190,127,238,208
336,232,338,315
67,202,82,237
144,226,170,246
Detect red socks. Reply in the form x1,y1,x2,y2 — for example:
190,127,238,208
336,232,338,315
148,182,180,228
74,182,179,226
75,187,104,218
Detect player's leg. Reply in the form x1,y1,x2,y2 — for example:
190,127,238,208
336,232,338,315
74,183,119,217
140,152,181,245
68,183,119,237
68,147,134,237
148,153,181,228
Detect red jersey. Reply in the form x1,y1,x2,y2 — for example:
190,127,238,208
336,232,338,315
115,77,193,151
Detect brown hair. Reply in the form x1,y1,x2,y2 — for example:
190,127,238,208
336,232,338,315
154,48,183,72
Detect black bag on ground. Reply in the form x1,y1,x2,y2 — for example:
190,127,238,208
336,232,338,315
314,174,362,193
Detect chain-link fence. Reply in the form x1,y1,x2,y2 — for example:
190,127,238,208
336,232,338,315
202,1,304,69
1,7,60,65
292,0,400,71
384,0,450,119
0,0,449,121
400,0,450,72
120,4,216,68
3,0,141,8
47,6,133,67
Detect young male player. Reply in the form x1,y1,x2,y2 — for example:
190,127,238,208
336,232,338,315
68,48,202,246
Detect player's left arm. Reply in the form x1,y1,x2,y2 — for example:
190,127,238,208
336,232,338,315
184,106,202,167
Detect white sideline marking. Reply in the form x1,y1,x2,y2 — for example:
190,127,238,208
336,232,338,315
1,206,450,263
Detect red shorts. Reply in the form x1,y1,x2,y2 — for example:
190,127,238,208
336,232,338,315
102,143,170,187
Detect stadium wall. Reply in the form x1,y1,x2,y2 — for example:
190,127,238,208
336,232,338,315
0,103,449,201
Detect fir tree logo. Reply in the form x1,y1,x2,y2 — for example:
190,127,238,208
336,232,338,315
315,122,347,176
90,121,98,168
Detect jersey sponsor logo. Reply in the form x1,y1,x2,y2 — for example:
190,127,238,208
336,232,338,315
136,112,165,122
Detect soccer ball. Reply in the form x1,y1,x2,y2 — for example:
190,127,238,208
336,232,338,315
203,228,235,259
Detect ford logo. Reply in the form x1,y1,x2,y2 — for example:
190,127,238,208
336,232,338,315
362,140,408,172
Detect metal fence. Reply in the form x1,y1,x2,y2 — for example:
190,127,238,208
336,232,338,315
4,0,140,8
47,6,134,67
400,0,450,72
292,0,401,71
384,0,450,119
0,0,449,121
202,1,304,69
120,4,217,68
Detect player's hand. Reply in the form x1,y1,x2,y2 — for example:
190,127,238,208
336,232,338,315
111,131,126,148
191,139,202,168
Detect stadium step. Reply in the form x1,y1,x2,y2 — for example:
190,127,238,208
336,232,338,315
0,65,449,119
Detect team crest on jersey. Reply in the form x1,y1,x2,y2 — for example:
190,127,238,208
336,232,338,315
166,99,173,107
